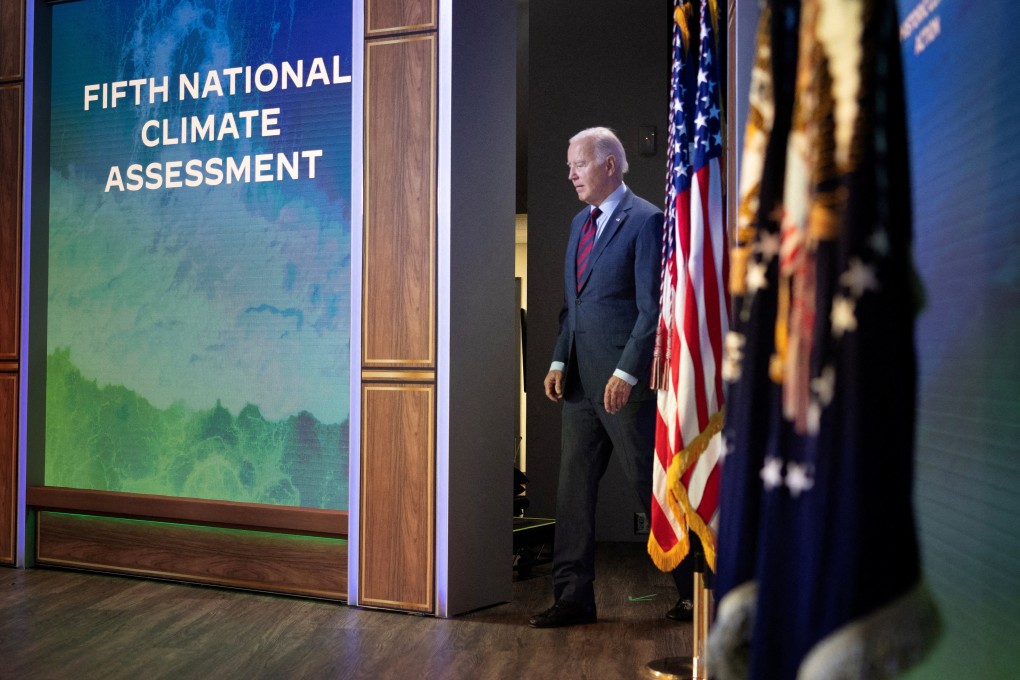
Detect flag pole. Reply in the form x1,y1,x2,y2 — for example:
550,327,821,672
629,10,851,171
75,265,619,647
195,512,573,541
644,556,713,680
691,567,713,679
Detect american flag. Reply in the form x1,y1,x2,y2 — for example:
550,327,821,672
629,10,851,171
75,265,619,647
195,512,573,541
648,0,729,573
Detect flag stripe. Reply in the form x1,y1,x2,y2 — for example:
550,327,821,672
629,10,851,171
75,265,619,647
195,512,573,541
698,161,727,411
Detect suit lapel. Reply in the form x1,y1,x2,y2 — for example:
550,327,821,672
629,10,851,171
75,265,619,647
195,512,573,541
590,200,629,262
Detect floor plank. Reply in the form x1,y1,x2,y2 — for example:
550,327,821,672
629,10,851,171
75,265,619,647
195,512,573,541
0,542,693,679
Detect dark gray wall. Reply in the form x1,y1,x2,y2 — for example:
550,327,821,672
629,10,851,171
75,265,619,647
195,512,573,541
446,0,517,614
516,0,529,213
526,0,670,541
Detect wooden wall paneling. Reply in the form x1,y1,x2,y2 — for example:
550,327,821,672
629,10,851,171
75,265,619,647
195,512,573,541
362,0,439,613
363,35,436,368
359,383,434,612
0,84,21,360
0,0,25,80
365,0,436,37
36,512,348,599
0,373,15,564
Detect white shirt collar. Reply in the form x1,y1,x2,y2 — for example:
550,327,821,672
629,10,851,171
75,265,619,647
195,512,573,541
592,182,627,236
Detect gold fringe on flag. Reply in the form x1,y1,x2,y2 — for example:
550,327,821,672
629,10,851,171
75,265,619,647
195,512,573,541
648,514,691,573
730,243,751,296
649,409,726,573
771,274,791,384
707,0,719,29
675,0,694,56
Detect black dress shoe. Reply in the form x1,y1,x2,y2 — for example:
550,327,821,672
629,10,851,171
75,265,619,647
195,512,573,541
528,600,597,628
666,598,694,622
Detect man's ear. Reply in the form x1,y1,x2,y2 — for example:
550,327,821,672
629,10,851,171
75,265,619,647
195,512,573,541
605,154,617,176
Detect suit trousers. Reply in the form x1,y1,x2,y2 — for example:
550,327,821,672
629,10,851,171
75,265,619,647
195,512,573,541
552,389,692,605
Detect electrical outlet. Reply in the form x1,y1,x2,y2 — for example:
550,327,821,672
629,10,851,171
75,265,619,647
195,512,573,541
634,512,650,535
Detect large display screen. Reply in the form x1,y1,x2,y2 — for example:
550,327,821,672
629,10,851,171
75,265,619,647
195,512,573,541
44,0,353,510
897,1,1020,677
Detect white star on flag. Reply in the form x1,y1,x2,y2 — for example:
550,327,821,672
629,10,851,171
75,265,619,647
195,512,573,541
806,401,822,435
839,258,880,297
723,332,747,383
757,232,781,262
830,295,858,337
785,462,815,498
747,260,770,293
869,229,891,256
760,456,785,491
811,365,836,406
721,435,736,460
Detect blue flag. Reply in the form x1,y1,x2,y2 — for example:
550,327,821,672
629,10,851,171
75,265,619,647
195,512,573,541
709,1,941,678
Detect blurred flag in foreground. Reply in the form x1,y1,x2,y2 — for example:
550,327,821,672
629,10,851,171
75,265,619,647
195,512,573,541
707,1,941,678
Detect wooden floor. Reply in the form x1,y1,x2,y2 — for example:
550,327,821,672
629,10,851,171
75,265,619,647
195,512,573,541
0,542,692,680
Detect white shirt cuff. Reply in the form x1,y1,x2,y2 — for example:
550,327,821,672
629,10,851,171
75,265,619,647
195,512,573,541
549,364,637,386
614,369,638,385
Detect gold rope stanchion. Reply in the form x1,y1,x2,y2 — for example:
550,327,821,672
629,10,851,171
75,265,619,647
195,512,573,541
645,557,714,679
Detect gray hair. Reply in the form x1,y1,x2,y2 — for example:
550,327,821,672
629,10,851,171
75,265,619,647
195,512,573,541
570,127,629,175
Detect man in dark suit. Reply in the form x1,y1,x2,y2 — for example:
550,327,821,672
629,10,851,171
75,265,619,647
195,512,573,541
529,127,692,628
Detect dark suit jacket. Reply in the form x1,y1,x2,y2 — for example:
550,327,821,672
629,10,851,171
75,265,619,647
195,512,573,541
552,188,664,403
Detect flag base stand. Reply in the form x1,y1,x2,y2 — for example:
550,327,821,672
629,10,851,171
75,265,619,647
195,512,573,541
645,656,695,679
644,569,713,679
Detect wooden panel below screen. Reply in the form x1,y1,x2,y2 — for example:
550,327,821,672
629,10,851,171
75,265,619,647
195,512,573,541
360,383,434,612
36,512,348,600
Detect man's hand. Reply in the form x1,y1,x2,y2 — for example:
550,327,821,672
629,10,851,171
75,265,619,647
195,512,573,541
544,369,565,402
603,376,633,414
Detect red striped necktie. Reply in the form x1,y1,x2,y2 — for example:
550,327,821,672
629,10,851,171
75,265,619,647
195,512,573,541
576,207,601,292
